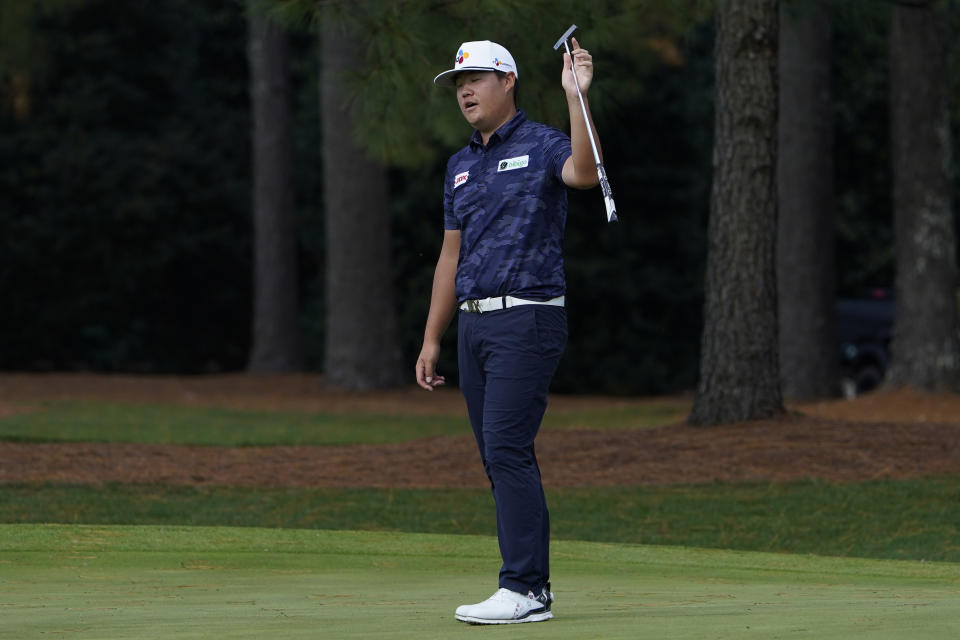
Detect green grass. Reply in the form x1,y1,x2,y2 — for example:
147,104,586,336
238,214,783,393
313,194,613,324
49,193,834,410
0,402,461,446
0,400,682,446
3,478,958,562
2,524,958,639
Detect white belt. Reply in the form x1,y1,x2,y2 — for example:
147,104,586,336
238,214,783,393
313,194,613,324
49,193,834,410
459,295,565,314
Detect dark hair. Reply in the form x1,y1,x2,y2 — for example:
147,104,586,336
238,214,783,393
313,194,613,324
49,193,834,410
494,71,519,108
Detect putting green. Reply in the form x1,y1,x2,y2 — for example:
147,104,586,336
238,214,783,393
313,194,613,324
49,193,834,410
1,525,957,639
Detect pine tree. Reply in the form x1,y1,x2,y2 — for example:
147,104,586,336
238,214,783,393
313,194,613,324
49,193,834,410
320,8,404,389
247,2,303,372
777,0,839,400
886,0,960,391
689,0,784,425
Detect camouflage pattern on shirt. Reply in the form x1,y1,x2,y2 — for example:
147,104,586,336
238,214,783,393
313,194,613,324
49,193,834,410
443,110,571,302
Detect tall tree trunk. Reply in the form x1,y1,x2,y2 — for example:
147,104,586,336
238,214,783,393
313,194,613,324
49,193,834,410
777,0,839,400
320,17,404,390
246,5,303,372
689,0,784,425
887,1,960,391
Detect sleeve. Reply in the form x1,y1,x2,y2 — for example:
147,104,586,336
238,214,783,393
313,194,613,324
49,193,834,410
544,127,572,183
442,159,460,230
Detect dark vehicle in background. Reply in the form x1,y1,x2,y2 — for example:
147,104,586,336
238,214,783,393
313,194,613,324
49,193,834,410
836,288,894,397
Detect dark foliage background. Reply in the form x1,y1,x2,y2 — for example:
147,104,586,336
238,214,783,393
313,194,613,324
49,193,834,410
0,1,957,392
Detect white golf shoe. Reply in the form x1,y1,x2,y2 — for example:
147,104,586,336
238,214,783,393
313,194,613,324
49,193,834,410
455,584,554,625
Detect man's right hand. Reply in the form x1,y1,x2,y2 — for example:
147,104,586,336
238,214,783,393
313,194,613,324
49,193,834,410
417,230,460,392
416,341,446,391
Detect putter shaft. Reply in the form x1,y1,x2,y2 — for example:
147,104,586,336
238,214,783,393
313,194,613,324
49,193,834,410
554,25,618,223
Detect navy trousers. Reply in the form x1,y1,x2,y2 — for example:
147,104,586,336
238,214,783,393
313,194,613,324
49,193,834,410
457,304,567,594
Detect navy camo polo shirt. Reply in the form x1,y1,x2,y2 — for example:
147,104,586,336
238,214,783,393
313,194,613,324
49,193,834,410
443,110,572,303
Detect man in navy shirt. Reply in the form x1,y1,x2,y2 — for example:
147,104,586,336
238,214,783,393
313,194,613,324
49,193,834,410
415,38,602,625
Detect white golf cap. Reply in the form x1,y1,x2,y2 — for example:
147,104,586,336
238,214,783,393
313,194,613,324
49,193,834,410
433,40,518,86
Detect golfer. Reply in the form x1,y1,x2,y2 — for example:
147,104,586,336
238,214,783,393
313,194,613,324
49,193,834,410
415,37,602,625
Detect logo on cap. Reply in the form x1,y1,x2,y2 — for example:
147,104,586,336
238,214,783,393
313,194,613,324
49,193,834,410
456,49,469,64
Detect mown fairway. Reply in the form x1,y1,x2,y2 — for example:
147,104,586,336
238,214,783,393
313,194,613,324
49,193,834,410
3,525,959,640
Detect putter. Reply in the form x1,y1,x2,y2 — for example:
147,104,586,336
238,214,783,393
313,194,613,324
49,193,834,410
553,24,618,223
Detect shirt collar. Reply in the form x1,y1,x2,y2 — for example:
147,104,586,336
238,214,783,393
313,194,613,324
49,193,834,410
469,109,527,150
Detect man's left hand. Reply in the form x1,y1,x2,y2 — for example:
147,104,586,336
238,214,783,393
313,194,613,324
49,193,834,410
562,37,593,97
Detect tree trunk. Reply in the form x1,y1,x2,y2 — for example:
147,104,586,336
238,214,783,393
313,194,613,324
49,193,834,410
689,0,784,425
320,17,404,390
246,5,303,372
887,1,960,391
777,0,839,400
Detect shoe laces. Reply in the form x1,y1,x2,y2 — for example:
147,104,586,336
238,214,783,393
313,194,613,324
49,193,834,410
490,588,522,602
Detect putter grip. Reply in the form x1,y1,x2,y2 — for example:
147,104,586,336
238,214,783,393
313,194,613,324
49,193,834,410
604,193,618,223
597,164,618,223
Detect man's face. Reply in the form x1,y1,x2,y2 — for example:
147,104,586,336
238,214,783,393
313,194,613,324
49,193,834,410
455,71,514,131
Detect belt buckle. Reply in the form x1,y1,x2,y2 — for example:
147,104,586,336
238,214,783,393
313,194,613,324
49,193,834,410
465,299,481,313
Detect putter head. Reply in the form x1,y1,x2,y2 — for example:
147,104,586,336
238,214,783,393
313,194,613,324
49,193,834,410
553,24,577,50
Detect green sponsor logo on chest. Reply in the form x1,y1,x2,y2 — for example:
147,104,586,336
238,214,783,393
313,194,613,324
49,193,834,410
497,155,530,172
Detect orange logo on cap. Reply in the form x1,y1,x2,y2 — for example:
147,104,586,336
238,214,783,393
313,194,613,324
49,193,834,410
456,49,470,64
